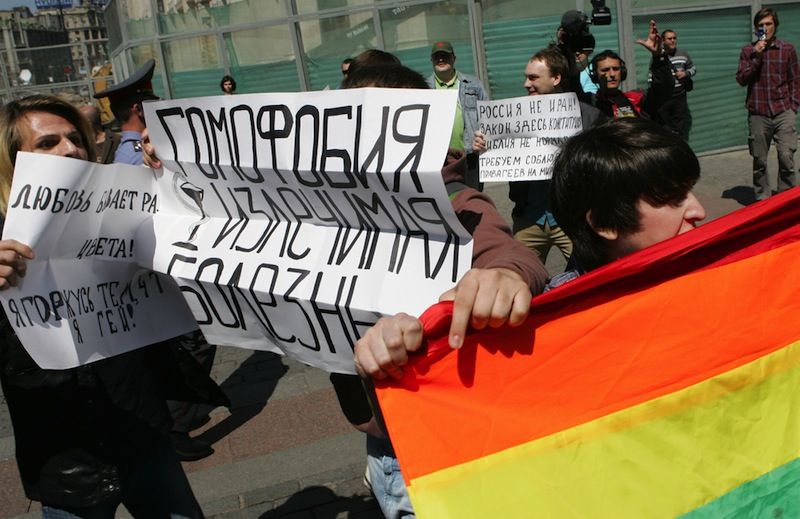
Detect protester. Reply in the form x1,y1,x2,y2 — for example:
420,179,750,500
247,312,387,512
656,29,695,138
587,20,673,119
549,117,706,279
347,49,401,77
736,7,798,201
220,74,236,95
336,62,546,519
473,45,605,263
0,94,208,518
79,104,121,164
427,40,488,190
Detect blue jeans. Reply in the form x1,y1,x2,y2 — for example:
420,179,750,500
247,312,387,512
366,435,415,519
41,437,202,519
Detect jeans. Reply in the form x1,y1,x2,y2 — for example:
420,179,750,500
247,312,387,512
366,435,415,519
41,437,202,519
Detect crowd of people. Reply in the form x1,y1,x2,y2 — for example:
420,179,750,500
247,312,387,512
0,5,796,518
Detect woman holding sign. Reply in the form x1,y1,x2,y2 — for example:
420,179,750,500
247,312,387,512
0,95,204,518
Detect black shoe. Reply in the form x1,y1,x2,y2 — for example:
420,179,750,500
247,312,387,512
171,432,214,462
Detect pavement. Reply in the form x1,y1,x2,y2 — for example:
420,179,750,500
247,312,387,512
0,145,777,518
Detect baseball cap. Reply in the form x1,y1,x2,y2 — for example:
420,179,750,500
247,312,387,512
430,41,455,55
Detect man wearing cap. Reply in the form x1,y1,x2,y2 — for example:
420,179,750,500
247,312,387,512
426,41,488,190
94,59,159,166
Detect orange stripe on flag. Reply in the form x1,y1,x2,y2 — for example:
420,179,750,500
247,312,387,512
377,239,800,483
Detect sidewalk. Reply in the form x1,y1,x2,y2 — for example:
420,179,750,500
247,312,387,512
0,146,772,518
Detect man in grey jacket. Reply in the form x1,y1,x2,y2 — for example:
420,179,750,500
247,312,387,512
427,41,488,189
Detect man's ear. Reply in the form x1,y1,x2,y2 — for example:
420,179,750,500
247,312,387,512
586,210,618,240
553,73,562,87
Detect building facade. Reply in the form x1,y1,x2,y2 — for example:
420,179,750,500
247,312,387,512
105,0,800,153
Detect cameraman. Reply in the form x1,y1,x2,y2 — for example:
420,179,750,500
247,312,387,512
736,7,799,201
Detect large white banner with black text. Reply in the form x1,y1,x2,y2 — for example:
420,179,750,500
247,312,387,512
0,89,472,373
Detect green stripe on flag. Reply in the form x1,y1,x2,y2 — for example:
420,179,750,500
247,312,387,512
682,457,800,519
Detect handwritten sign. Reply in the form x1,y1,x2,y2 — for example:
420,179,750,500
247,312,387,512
0,154,198,369
477,93,582,182
1,89,473,373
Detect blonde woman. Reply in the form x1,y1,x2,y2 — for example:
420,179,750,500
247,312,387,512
0,95,203,518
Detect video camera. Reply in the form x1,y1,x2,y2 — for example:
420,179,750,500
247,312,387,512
590,0,612,26
559,2,613,53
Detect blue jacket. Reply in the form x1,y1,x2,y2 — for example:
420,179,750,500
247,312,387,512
427,71,488,153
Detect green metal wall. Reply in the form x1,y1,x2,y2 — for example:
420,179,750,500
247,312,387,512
482,14,618,100
114,2,800,154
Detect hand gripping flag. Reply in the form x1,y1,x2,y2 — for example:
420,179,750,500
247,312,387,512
375,188,800,518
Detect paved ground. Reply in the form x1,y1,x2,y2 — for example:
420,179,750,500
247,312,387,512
0,145,776,518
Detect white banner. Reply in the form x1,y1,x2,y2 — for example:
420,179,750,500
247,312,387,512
0,89,472,373
477,93,582,182
0,154,198,369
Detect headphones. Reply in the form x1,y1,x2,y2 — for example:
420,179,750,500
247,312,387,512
589,50,627,84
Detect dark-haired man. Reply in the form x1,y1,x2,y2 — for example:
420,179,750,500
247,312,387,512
736,7,799,200
589,20,673,120
549,118,706,282
355,120,706,516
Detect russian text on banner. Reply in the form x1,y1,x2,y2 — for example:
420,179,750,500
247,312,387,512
477,93,582,182
375,188,800,518
145,88,471,373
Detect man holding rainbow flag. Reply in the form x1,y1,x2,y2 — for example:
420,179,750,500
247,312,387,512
356,118,800,518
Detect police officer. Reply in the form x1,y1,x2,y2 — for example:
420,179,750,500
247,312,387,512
94,59,158,166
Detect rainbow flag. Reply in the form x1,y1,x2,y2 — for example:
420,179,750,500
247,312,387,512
375,188,800,518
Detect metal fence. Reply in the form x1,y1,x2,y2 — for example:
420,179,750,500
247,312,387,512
0,39,114,112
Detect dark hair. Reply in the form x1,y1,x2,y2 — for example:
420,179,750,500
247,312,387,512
342,58,354,66
754,7,778,28
531,45,570,85
342,64,428,90
661,29,676,38
550,118,700,271
592,49,622,67
347,49,402,77
220,74,237,92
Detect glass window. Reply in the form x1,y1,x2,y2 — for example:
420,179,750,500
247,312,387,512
162,35,224,98
481,0,566,22
299,11,377,90
295,0,373,16
224,25,301,93
116,0,156,40
106,2,122,51
129,44,167,99
380,0,474,79
157,0,287,35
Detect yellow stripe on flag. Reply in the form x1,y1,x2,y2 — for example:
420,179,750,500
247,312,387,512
408,340,800,519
